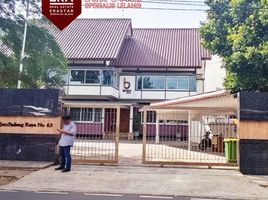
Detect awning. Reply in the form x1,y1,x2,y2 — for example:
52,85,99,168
143,90,238,115
63,101,133,109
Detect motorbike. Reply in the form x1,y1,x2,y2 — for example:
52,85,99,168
199,131,213,150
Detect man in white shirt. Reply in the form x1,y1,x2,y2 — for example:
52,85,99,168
55,115,77,172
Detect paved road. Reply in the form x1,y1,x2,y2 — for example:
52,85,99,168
0,191,224,200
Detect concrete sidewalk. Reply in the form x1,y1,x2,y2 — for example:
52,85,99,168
0,161,52,170
246,175,268,187
1,165,268,199
0,161,52,187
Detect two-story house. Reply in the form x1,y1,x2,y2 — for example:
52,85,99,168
46,18,212,139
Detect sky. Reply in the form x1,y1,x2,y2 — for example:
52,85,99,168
79,0,208,28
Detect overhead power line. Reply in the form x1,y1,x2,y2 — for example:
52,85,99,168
143,0,207,7
140,7,208,11
143,0,206,3
139,7,268,12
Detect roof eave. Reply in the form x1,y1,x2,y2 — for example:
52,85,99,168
111,65,203,69
68,57,117,61
150,90,231,108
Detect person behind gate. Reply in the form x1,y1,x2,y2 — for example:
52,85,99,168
55,115,77,173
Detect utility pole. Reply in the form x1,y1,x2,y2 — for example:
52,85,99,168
17,0,30,89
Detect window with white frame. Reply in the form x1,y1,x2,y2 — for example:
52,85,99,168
69,108,102,122
166,76,189,90
136,75,196,91
137,76,165,90
143,76,165,90
69,69,119,88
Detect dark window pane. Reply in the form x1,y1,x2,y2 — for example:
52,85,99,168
147,111,156,123
94,108,102,122
70,70,85,84
70,108,81,121
137,76,142,90
103,70,113,85
86,70,100,84
143,77,154,89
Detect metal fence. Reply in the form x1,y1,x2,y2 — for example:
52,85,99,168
64,106,120,164
142,109,238,166
62,105,238,166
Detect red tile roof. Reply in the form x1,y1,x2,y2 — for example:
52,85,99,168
38,19,211,68
111,28,210,68
40,18,132,60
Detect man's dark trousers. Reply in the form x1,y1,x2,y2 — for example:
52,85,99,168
60,146,71,170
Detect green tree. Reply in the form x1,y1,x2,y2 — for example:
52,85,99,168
200,0,268,93
0,0,67,88
0,0,40,19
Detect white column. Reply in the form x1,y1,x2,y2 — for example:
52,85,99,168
115,106,120,162
142,109,147,164
188,110,191,151
129,106,134,134
102,108,105,138
155,113,160,144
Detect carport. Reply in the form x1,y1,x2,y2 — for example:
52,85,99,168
141,90,239,166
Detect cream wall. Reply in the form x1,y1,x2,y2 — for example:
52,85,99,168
64,85,119,98
205,55,226,92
